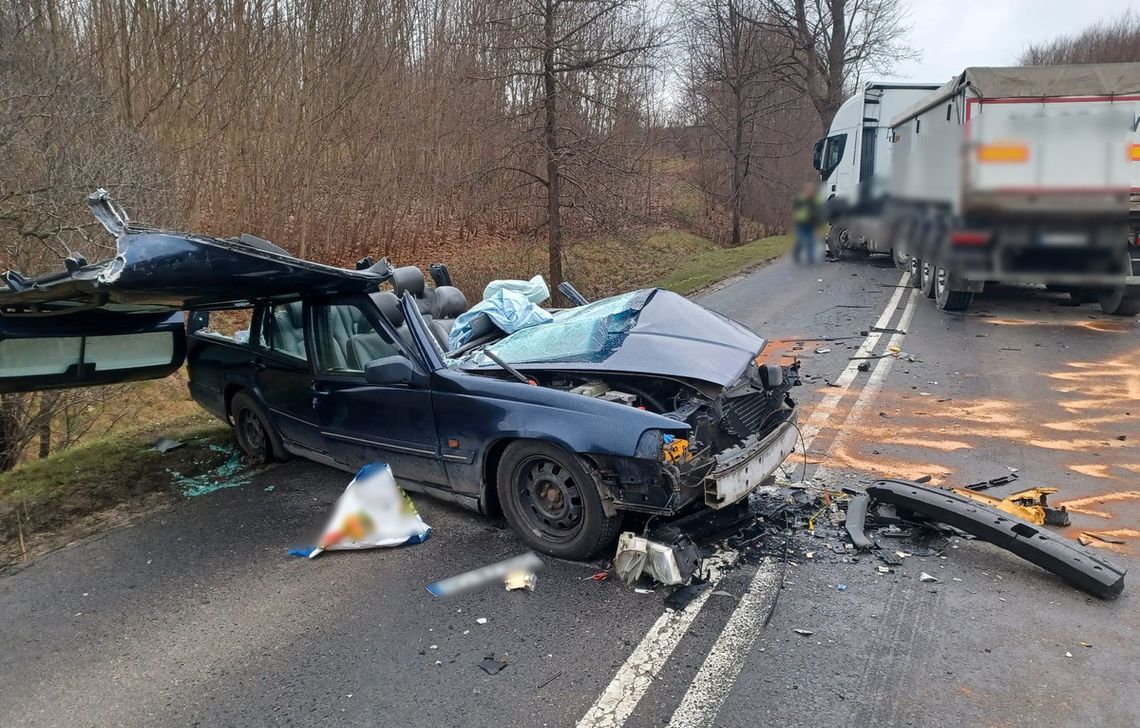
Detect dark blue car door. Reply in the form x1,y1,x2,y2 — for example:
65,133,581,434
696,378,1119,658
251,302,326,453
307,296,446,485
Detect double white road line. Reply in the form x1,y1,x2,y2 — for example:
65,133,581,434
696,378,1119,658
577,272,920,728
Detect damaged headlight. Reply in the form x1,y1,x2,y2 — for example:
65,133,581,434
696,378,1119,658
635,429,665,458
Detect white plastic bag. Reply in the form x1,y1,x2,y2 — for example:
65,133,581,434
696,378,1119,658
483,274,550,304
309,462,430,558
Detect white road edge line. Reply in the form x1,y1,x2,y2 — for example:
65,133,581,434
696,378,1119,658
576,271,911,728
665,285,922,728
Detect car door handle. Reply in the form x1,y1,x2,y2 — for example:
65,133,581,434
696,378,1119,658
309,384,329,395
251,359,267,371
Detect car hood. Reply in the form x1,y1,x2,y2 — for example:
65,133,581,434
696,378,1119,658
457,288,765,388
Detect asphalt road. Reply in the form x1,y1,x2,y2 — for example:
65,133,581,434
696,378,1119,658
3,254,1138,728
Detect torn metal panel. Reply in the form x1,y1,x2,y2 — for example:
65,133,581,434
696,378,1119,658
866,479,1125,599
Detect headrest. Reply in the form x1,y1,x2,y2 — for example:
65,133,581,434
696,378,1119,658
279,301,303,328
374,291,404,329
391,266,425,298
431,286,468,319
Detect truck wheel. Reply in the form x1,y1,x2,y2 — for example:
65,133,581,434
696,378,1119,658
919,260,936,298
231,391,286,465
497,440,622,560
934,267,973,312
905,257,921,288
892,246,910,272
1099,286,1140,316
826,227,849,260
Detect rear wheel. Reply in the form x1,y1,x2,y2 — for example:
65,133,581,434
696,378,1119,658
892,246,910,272
905,256,921,288
497,440,622,560
934,267,974,312
1099,285,1140,316
919,259,936,298
231,391,285,465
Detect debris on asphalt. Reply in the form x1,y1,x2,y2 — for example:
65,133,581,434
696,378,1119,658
950,484,1070,527
536,672,563,690
479,653,508,675
857,361,870,372
475,617,488,625
844,494,873,550
866,479,1126,599
814,347,831,354
427,552,544,597
664,580,710,610
307,463,430,559
505,570,537,591
962,472,1020,491
613,527,700,586
1083,531,1126,545
794,628,814,636
920,572,939,583
152,436,184,454
169,443,254,497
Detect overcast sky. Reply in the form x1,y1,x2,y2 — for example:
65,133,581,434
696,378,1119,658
891,0,1139,83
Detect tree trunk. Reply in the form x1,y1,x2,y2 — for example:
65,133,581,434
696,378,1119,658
542,0,564,296
0,395,23,472
730,86,744,247
37,393,52,459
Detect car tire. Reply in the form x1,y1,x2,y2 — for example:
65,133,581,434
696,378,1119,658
934,267,973,312
231,391,285,465
919,259,936,298
497,440,622,560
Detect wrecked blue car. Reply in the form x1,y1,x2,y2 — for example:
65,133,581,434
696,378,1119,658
0,191,800,558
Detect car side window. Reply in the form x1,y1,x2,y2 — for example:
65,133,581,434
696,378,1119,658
311,302,400,375
261,302,308,360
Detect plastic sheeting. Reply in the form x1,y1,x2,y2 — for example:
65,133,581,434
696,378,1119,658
308,462,430,558
448,288,554,350
483,274,550,304
463,289,651,366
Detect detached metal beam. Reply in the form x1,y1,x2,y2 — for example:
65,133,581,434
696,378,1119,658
866,479,1126,600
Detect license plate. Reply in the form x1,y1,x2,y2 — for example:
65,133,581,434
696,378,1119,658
705,420,798,509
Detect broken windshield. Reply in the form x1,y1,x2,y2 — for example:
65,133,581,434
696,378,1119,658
459,289,654,367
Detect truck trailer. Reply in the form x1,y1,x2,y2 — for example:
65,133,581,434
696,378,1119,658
815,63,1140,315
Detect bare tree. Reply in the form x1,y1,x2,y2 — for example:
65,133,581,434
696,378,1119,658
756,0,914,129
678,0,809,245
467,0,664,293
1020,11,1140,65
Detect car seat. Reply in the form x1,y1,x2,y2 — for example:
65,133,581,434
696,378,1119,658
426,286,469,349
271,301,306,357
390,265,434,315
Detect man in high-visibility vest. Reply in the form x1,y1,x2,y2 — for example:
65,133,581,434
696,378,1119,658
792,181,820,265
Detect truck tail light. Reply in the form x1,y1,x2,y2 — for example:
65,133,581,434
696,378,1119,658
976,143,1029,163
949,230,991,246
1130,143,1140,161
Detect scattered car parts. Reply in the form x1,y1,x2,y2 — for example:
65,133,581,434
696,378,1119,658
866,479,1125,599
950,486,1070,527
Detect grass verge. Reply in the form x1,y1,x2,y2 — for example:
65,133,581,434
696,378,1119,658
652,234,791,295
0,412,231,569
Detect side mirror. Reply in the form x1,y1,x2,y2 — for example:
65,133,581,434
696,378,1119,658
811,139,825,171
364,356,416,386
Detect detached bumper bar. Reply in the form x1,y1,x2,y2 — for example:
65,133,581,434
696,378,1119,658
867,479,1125,599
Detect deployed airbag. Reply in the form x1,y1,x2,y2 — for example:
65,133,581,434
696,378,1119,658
448,289,553,350
483,274,551,304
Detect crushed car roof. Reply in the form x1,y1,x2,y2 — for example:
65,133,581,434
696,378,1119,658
0,190,389,315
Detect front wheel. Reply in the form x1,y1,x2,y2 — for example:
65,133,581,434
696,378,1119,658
497,441,622,560
826,227,849,260
892,246,910,272
934,267,974,312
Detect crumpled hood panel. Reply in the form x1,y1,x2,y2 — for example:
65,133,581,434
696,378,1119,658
459,289,764,387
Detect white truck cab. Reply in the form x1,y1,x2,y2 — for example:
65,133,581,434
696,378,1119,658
813,82,941,256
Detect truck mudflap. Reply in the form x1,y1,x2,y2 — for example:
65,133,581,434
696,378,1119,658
866,479,1126,600
704,418,798,509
